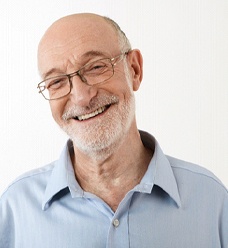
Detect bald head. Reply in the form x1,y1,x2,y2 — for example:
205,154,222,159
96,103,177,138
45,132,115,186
37,13,131,78
46,14,130,46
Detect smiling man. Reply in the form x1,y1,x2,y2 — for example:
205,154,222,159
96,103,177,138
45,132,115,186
0,13,227,248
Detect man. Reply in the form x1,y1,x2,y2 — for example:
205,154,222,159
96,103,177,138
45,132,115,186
0,13,227,247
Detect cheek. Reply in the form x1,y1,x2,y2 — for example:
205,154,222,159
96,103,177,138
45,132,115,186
109,73,134,97
49,100,66,124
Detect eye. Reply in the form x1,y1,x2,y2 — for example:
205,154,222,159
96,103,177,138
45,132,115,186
46,77,68,90
92,63,106,70
84,59,110,75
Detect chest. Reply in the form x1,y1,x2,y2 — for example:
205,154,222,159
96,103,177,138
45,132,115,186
11,190,220,248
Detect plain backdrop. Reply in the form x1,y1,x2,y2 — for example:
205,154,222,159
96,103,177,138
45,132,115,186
0,0,227,194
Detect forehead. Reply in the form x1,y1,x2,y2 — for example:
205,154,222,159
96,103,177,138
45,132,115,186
38,15,121,76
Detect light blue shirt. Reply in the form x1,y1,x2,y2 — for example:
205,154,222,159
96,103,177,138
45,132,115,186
1,131,227,248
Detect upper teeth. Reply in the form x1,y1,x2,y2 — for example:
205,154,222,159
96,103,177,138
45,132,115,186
77,106,106,121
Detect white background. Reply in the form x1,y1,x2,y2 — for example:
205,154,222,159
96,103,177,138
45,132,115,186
0,0,227,194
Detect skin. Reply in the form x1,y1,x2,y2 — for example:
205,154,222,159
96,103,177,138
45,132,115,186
38,13,153,211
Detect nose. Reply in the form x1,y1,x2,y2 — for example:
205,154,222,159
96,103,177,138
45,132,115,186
69,75,98,106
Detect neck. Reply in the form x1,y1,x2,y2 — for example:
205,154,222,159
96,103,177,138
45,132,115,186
71,128,153,211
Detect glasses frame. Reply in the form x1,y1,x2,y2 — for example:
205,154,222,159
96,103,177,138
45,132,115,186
37,51,129,100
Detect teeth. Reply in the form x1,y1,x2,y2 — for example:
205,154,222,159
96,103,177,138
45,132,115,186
77,106,106,121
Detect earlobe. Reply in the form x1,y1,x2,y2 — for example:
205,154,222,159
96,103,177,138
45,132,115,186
128,49,143,91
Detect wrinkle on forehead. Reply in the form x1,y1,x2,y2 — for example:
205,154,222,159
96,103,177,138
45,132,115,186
41,49,114,79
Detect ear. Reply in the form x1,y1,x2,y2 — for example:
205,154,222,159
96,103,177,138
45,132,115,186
127,49,143,91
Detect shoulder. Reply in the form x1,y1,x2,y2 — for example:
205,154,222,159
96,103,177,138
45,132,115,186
0,162,55,200
167,155,228,194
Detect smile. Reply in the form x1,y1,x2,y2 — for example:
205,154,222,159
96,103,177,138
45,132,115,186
76,106,108,121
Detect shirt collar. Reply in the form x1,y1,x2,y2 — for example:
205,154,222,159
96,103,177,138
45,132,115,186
42,140,83,210
42,131,181,210
137,130,181,208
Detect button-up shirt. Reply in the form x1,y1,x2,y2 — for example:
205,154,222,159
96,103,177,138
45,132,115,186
1,131,227,247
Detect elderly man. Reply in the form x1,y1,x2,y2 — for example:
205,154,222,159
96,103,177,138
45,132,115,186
0,13,227,248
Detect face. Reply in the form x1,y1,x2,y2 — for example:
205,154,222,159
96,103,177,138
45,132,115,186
38,14,143,158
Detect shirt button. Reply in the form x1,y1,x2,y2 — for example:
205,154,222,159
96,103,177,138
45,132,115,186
113,219,120,227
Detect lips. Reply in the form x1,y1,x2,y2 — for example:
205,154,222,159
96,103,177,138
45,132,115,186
62,95,119,122
75,105,108,121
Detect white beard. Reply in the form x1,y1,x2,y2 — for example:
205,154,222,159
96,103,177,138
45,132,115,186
61,92,136,160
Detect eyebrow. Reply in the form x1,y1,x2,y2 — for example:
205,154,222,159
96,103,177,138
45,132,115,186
41,68,61,80
41,50,109,80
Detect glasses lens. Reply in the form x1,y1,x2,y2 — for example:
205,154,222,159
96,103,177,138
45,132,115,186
81,58,114,85
39,76,71,100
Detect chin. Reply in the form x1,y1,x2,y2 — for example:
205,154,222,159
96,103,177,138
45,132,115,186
64,119,123,157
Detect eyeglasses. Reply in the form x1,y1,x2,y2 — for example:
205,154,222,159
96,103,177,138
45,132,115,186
37,52,129,100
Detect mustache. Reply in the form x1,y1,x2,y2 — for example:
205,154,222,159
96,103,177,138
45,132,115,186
62,94,119,121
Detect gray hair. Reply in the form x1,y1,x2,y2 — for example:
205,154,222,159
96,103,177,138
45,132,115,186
103,16,132,52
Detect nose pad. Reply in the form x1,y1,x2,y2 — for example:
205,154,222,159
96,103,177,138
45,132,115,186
77,71,87,83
